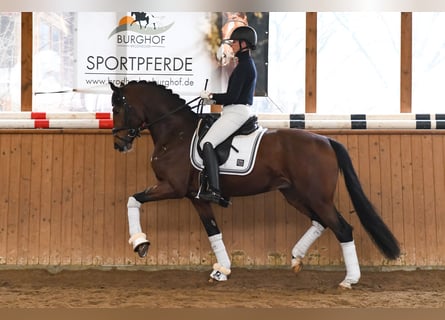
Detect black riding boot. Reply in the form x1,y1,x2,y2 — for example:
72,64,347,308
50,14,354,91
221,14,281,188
199,142,223,205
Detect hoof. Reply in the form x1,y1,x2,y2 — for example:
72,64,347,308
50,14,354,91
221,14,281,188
291,257,303,273
209,263,230,282
338,282,352,289
135,242,150,258
209,270,228,282
338,279,358,290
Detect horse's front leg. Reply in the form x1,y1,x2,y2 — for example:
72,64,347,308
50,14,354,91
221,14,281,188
127,182,181,258
191,198,231,282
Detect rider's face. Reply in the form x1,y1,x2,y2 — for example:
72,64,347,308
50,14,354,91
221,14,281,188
230,40,241,54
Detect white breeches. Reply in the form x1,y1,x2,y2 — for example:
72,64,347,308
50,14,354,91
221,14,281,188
199,104,251,149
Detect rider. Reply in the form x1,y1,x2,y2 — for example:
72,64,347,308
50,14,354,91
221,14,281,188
199,25,258,205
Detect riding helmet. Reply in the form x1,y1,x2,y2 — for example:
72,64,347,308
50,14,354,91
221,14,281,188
229,26,257,50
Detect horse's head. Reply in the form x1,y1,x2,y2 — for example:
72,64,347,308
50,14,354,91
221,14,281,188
110,81,146,152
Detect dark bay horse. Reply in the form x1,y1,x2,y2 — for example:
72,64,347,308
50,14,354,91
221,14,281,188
110,80,400,289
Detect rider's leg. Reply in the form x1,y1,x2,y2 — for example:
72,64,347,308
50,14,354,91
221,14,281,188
198,142,222,204
198,104,250,205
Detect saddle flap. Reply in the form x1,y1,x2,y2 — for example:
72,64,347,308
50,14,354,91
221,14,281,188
196,114,259,164
190,124,267,176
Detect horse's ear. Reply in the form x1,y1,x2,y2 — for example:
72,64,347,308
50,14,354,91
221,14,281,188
109,81,118,92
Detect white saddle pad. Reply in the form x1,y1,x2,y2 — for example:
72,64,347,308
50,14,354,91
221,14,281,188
190,127,267,176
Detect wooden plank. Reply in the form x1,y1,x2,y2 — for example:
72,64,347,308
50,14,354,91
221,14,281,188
273,191,287,266
231,197,245,266
188,199,201,266
81,135,95,265
411,136,427,265
0,135,11,264
92,135,105,265
421,135,437,265
305,12,317,113
283,195,297,267
28,134,43,265
434,136,445,265
400,135,416,265
263,191,278,265
112,150,128,266
21,13,32,112
49,136,63,265
71,135,85,265
156,199,170,265
242,195,255,266
253,194,266,265
178,199,191,266
167,199,180,265
17,135,32,265
60,134,74,265
103,134,117,265
6,135,22,264
39,135,53,264
400,12,412,113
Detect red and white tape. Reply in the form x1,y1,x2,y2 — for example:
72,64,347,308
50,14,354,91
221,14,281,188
0,112,113,129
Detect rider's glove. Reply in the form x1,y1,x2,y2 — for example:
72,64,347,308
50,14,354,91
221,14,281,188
200,90,213,100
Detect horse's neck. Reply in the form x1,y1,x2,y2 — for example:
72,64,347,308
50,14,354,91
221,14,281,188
149,111,198,145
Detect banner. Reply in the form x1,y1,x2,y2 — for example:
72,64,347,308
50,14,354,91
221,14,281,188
76,12,268,97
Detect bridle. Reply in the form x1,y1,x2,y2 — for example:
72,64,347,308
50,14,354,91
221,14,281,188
111,89,201,144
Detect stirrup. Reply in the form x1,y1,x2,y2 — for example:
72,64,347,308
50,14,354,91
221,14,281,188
198,190,230,207
198,189,222,203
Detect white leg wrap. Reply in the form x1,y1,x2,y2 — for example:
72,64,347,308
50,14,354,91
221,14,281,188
208,233,231,281
127,196,142,235
127,197,149,249
291,220,325,262
339,240,361,289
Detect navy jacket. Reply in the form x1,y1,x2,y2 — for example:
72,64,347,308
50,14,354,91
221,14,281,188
212,50,257,106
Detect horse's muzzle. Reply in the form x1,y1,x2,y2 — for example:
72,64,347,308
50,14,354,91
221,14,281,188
114,142,131,152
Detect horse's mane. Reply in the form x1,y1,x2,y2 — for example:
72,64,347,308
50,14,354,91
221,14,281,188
125,80,186,105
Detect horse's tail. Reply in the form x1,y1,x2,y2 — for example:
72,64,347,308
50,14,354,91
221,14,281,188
329,138,401,260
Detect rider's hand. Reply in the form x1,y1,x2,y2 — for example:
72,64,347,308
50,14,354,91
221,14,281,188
200,90,212,100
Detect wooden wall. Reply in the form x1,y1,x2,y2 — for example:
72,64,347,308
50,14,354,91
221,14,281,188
0,129,444,269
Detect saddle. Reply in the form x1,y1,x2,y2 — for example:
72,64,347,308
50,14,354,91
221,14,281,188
196,113,259,165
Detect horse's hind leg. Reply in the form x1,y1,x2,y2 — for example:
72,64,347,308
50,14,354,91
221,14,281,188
281,189,360,289
319,209,361,288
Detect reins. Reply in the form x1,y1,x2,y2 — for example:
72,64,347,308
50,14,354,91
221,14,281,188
141,96,202,129
111,93,203,142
